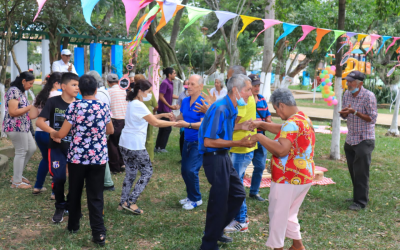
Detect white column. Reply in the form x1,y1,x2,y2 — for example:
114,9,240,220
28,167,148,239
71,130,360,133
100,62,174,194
10,41,28,81
41,39,51,81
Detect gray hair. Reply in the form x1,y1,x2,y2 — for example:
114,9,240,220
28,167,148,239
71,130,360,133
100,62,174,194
86,71,104,88
229,65,246,75
227,74,251,94
270,88,297,107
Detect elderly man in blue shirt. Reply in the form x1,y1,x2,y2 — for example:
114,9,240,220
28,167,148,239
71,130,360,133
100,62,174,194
198,74,257,250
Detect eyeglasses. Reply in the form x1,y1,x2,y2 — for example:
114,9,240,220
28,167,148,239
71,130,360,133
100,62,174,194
62,55,71,57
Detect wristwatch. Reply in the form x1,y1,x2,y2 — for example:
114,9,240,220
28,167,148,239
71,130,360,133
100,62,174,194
188,123,192,129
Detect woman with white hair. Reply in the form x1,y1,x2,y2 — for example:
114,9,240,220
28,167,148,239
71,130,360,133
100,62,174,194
209,77,227,100
252,88,315,250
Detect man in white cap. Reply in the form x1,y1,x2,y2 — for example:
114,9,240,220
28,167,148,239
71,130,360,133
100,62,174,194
52,49,77,74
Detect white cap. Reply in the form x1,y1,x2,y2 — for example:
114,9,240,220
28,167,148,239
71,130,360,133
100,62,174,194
61,49,72,55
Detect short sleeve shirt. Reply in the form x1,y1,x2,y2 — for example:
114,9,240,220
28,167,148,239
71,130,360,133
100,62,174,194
230,95,257,154
2,87,30,133
198,95,238,154
180,95,206,142
271,112,315,185
158,78,174,113
65,100,111,165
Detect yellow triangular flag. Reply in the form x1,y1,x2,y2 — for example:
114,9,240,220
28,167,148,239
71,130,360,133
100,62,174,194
237,15,261,38
357,34,368,42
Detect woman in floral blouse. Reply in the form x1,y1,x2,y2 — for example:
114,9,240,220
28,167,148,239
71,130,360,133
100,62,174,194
51,75,114,246
3,72,36,189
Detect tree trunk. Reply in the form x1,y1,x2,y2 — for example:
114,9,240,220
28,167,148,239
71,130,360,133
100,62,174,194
286,52,299,75
48,27,61,71
387,85,400,136
11,47,22,74
145,20,184,79
288,58,311,78
62,37,70,57
169,0,189,50
205,50,225,75
330,0,346,160
273,39,286,88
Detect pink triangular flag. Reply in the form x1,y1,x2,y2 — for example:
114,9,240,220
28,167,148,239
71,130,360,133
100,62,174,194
294,25,316,49
386,37,400,53
33,0,48,21
253,19,282,42
122,0,153,35
365,34,381,55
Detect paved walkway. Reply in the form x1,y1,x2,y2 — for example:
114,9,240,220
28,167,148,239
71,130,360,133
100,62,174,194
268,105,397,126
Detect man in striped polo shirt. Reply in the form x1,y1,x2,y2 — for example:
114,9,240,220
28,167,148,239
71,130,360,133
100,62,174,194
248,74,271,202
107,74,128,174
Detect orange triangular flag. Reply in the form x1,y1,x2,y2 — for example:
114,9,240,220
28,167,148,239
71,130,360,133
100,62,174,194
155,1,184,33
312,28,332,52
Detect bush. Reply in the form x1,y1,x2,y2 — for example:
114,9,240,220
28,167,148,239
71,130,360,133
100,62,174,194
6,72,11,80
363,80,393,104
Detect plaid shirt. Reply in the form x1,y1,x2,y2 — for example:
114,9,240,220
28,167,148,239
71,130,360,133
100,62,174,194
107,85,128,119
342,87,377,145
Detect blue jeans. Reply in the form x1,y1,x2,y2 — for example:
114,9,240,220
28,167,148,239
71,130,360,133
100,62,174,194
231,151,254,223
181,140,203,202
250,142,268,195
34,131,50,189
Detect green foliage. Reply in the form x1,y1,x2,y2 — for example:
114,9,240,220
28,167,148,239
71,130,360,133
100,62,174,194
237,31,262,69
27,42,41,67
363,79,393,104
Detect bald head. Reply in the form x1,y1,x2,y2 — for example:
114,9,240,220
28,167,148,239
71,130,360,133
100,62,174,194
187,74,204,96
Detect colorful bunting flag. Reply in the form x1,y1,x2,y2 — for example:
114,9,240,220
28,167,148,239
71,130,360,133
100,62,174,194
294,25,316,49
180,6,212,35
122,0,153,35
81,0,100,28
253,19,282,42
208,11,238,37
327,30,346,50
33,0,48,21
377,36,392,54
346,32,357,39
365,34,381,54
156,1,184,33
357,34,368,42
386,37,400,53
275,23,299,45
312,28,332,53
237,15,262,38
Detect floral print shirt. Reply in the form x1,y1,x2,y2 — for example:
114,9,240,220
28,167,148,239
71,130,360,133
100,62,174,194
65,99,111,165
2,87,30,133
271,112,315,185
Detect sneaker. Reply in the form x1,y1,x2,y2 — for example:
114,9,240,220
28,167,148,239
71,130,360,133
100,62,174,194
348,202,363,211
225,220,248,233
182,200,202,210
159,149,168,153
246,217,250,224
154,147,160,153
52,208,65,223
179,197,190,205
104,186,115,191
249,194,266,202
218,234,233,243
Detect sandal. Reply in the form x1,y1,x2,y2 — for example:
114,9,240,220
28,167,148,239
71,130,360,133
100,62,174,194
10,176,30,184
32,187,47,195
122,202,143,215
92,233,106,246
50,192,55,200
11,182,32,189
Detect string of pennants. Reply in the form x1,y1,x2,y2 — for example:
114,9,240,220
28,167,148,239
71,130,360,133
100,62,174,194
34,0,400,56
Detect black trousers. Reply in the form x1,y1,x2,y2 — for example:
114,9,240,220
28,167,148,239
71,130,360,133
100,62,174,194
108,119,125,172
68,163,106,237
155,112,172,150
201,153,246,250
344,140,375,208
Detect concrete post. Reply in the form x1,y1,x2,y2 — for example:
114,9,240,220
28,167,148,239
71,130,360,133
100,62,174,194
41,39,51,81
111,45,123,79
10,41,28,81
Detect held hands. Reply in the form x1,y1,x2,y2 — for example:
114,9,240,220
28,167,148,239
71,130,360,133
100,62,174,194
241,118,258,131
194,99,210,114
50,130,61,143
240,134,258,148
174,120,188,128
165,112,176,121
338,104,355,115
170,104,180,110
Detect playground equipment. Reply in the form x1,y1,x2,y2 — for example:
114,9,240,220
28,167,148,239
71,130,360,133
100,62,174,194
341,56,372,90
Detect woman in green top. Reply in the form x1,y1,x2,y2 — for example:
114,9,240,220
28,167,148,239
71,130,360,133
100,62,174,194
134,75,158,162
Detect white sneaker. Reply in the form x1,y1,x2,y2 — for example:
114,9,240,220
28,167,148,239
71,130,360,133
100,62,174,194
179,197,190,205
182,200,203,210
224,220,248,233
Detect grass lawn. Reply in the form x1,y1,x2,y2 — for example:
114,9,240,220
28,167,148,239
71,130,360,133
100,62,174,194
0,119,399,249
295,99,397,115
